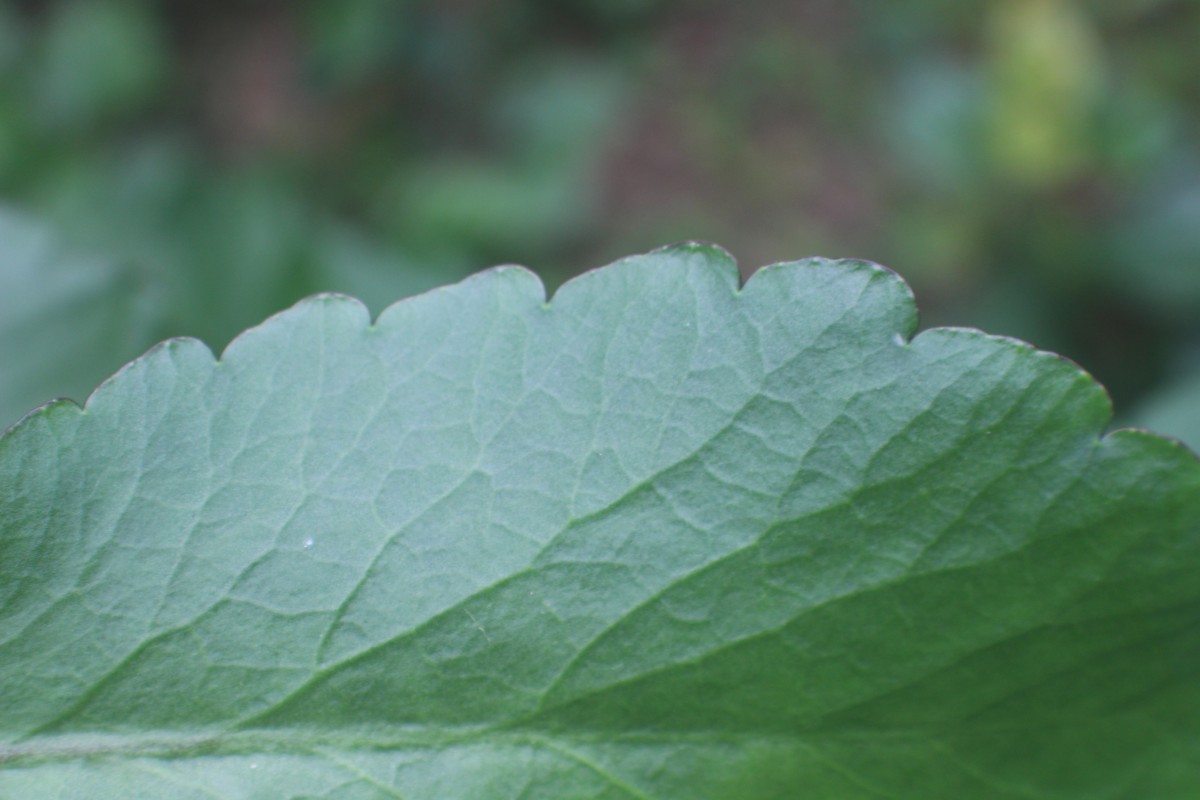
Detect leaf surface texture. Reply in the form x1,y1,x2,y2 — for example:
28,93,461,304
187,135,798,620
2,245,1198,798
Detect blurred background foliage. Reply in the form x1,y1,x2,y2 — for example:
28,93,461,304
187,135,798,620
0,0,1197,447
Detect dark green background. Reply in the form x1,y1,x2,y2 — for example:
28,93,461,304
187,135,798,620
0,0,1197,442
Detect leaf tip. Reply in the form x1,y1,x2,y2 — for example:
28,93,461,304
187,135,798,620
649,239,738,262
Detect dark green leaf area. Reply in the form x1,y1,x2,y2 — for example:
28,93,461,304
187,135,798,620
1,245,1198,798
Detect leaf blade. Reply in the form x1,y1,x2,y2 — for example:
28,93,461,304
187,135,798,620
2,244,1198,798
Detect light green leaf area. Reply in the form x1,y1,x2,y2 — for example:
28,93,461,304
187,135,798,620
2,245,1198,799
0,209,151,430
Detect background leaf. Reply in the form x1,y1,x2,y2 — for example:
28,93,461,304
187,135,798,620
2,245,1198,798
0,207,155,429
1130,366,1200,453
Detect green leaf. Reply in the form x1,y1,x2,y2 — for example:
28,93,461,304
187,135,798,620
2,244,1198,798
0,208,152,430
